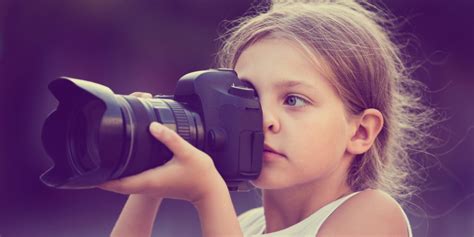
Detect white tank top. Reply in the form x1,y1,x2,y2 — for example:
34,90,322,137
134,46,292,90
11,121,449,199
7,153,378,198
238,191,413,237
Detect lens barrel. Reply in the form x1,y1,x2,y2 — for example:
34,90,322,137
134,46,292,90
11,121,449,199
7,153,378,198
41,79,204,188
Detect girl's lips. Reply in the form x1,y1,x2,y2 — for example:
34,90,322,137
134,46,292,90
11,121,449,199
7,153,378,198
263,151,286,161
263,143,285,156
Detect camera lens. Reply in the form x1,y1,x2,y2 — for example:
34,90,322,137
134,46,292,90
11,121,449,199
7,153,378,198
40,77,206,188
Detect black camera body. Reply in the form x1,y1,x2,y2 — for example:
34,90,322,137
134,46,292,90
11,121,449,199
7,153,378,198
41,69,263,191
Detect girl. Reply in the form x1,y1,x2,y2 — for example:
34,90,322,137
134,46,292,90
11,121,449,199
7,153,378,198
99,0,435,236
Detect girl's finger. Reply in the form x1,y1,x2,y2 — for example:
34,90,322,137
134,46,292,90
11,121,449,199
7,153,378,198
98,165,166,194
97,177,146,194
149,122,200,161
129,92,153,98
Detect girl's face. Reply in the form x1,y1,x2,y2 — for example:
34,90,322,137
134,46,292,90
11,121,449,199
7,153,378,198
234,37,356,190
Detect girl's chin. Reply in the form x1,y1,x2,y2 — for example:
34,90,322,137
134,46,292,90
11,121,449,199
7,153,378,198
249,177,270,189
250,175,289,190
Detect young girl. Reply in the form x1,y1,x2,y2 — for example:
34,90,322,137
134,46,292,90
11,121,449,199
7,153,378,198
99,0,434,236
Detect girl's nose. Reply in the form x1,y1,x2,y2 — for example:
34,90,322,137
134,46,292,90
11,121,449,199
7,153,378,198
262,106,280,133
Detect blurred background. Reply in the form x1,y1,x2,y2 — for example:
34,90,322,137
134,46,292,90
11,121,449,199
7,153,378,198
0,0,472,236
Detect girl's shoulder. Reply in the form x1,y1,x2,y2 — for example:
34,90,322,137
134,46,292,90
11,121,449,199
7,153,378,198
317,189,411,237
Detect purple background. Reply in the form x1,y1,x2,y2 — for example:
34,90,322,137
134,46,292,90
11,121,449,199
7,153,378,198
0,0,473,236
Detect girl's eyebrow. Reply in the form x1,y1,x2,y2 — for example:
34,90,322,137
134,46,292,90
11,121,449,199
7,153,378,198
272,80,316,91
241,78,317,91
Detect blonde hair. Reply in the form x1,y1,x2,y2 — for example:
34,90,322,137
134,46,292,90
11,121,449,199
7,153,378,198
215,0,436,201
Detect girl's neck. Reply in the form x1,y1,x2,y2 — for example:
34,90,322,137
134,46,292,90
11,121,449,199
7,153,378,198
261,168,353,234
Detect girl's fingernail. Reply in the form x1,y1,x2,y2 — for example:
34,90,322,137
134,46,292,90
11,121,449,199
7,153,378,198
150,122,162,134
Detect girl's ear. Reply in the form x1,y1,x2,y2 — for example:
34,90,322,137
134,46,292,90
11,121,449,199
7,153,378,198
347,108,384,155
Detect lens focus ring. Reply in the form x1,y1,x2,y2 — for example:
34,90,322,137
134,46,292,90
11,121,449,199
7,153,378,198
162,100,193,143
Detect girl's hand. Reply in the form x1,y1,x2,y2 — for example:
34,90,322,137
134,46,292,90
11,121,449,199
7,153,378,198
98,92,226,204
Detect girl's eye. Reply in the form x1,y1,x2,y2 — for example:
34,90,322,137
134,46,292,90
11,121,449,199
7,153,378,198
283,95,310,107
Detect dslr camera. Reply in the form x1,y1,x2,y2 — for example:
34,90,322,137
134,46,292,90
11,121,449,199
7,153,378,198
41,69,263,191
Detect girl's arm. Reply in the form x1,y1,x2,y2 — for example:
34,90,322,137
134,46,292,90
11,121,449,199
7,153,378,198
193,178,243,237
108,177,242,237
110,194,162,237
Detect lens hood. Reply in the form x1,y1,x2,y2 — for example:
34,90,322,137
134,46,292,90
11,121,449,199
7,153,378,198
41,78,128,188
